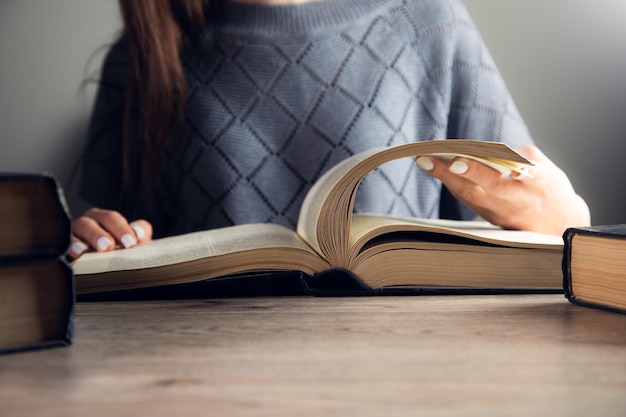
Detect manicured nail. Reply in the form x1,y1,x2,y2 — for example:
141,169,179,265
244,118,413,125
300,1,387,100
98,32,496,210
120,233,137,249
416,156,434,171
131,224,146,239
449,160,469,175
70,241,88,256
96,236,113,251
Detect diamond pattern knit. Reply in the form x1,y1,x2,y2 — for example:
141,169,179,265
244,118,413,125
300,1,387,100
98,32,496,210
80,0,533,237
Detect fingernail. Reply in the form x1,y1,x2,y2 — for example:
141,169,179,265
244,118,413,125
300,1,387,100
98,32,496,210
96,236,113,251
416,156,434,171
70,241,88,256
120,233,137,249
131,224,146,239
449,161,469,175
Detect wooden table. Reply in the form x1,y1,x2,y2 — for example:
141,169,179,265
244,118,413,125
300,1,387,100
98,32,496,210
2,294,626,416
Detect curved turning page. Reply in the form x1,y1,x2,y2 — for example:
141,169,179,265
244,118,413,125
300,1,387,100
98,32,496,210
296,140,532,267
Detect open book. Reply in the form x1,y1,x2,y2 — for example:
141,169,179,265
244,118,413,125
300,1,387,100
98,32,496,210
73,140,564,295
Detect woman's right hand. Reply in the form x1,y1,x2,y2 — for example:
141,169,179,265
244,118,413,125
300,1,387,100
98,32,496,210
67,208,153,260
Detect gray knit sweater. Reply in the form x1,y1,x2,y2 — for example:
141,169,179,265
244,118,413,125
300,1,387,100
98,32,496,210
80,0,533,237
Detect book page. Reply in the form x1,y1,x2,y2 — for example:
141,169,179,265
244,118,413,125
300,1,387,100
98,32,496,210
73,223,321,275
297,147,383,261
348,214,563,261
429,153,531,177
351,243,562,290
570,234,626,310
296,140,533,267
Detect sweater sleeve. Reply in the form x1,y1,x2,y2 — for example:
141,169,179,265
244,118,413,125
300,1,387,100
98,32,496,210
78,40,127,212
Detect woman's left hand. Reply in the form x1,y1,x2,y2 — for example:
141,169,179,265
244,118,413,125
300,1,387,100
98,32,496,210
416,144,591,236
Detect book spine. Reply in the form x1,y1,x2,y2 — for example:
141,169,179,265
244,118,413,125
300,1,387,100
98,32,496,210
0,259,74,354
561,226,626,315
0,172,72,260
561,228,576,303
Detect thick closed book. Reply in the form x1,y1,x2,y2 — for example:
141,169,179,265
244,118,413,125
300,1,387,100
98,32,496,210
72,140,564,296
0,173,74,354
563,225,626,314
0,172,71,258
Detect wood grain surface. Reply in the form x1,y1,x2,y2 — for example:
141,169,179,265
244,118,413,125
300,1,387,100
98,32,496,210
1,294,626,417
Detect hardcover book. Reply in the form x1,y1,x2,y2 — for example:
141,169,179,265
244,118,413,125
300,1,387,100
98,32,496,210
0,173,74,354
563,225,626,314
72,140,564,296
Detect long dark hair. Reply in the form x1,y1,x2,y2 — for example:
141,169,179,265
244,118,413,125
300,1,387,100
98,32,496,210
117,0,211,189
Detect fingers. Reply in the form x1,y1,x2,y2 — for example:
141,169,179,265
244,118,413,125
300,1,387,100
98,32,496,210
67,238,89,260
67,208,153,260
415,154,527,227
129,219,152,244
416,148,591,235
416,155,521,201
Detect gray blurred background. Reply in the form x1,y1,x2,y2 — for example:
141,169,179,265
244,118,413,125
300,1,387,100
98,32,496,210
1,0,625,225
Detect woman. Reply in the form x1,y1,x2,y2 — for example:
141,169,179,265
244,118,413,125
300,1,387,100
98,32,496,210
69,0,590,258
